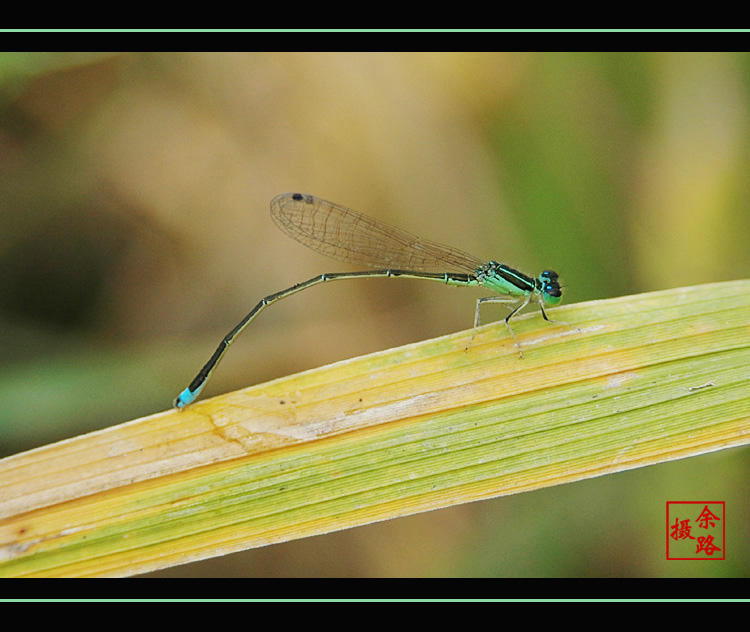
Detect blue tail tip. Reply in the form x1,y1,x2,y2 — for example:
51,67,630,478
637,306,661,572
174,387,197,410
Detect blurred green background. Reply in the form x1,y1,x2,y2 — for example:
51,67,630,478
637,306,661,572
0,51,747,579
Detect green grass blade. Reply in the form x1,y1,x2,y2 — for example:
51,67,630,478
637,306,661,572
0,280,748,577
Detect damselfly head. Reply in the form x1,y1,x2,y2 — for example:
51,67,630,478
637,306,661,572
539,269,562,305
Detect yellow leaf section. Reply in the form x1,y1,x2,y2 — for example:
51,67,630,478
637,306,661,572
0,280,748,576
